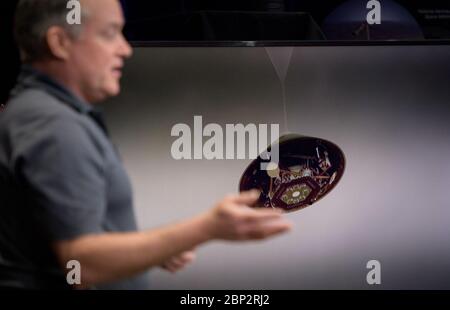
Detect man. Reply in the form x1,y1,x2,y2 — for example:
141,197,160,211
0,0,292,289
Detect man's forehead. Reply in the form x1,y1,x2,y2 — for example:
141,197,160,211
81,0,125,25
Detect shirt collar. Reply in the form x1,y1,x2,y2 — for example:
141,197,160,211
10,64,94,115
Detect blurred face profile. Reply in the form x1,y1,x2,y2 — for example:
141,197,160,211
68,0,133,103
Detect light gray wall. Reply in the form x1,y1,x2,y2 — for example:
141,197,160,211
104,46,450,289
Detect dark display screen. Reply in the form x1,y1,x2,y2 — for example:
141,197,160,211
120,0,450,45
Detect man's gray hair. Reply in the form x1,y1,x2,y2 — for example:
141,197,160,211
14,0,86,63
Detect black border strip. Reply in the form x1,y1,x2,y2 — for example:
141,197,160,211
3,290,450,308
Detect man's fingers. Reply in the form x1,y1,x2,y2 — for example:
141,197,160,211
179,251,196,262
246,219,293,239
163,263,179,273
173,252,195,265
162,250,197,272
162,260,185,273
235,205,283,222
228,190,261,205
167,260,184,270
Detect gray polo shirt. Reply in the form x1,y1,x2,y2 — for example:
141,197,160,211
0,66,150,290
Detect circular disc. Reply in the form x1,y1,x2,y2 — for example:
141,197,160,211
239,134,346,213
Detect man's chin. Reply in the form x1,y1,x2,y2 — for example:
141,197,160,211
102,84,121,100
107,85,121,97
88,86,120,104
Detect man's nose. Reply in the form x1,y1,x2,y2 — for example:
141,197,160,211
118,35,133,58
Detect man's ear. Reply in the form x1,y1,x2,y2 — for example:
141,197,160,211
46,26,73,60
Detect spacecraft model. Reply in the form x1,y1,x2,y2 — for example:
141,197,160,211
239,134,345,213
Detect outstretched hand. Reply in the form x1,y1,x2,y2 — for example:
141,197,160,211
205,190,293,241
